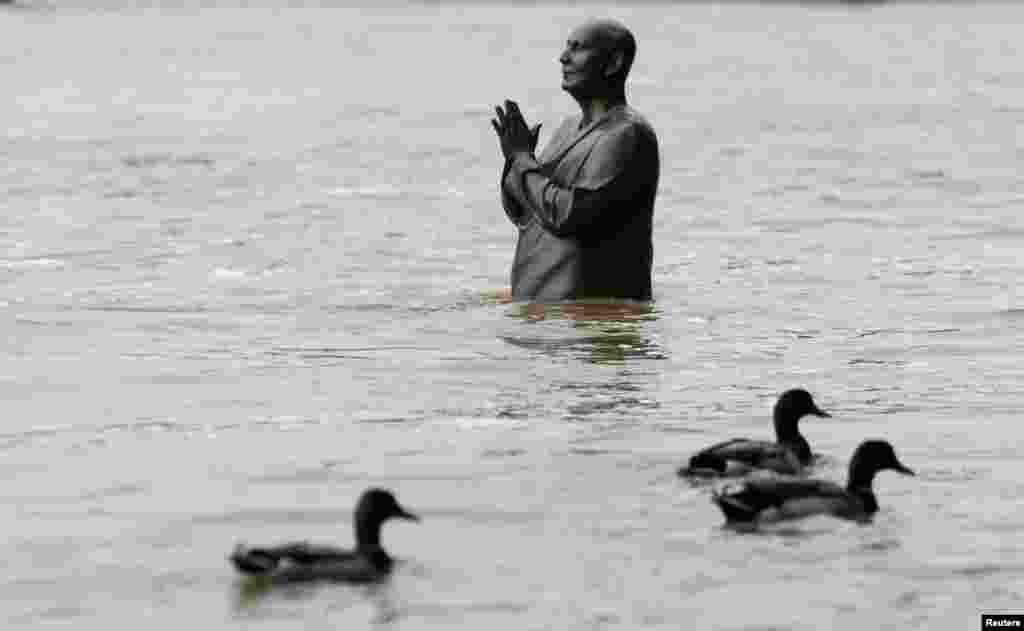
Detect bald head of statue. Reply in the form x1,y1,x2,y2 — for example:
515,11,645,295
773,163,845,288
559,19,637,100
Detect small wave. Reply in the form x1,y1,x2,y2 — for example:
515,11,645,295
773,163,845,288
566,397,660,417
859,540,902,553
848,358,907,367
330,185,405,198
481,448,525,458
11,605,91,626
441,416,525,429
0,257,65,269
955,563,1024,577
250,466,359,485
102,190,142,200
402,600,532,619
13,317,78,329
0,428,61,450
328,185,465,200
780,327,819,339
655,424,709,435
921,466,988,482
853,328,902,339
269,346,431,361
79,482,151,501
763,257,797,266
325,302,396,313
82,304,211,314
909,168,948,180
721,520,836,538
877,404,924,415
121,152,215,169
191,508,352,526
212,267,247,280
326,301,481,315
358,415,417,424
567,447,622,456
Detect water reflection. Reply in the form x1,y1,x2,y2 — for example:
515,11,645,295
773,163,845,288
232,575,400,624
499,301,666,365
231,574,324,613
498,301,666,422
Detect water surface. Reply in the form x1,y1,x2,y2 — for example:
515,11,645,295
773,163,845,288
2,2,1023,629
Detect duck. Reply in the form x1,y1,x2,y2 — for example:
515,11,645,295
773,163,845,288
678,388,831,477
711,439,915,526
229,488,419,584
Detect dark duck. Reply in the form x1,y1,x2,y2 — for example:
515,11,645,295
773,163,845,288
712,439,915,526
678,388,830,477
229,488,419,584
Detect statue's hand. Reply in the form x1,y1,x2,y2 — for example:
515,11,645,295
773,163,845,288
492,100,541,161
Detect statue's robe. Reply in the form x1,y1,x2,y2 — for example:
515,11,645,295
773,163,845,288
501,105,660,302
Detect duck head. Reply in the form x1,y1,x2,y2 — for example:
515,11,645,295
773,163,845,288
847,439,915,490
772,389,829,460
773,389,830,426
354,488,420,548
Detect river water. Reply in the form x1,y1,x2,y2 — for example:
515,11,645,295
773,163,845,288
2,2,1023,629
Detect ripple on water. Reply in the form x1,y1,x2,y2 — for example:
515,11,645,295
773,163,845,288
923,466,989,482
247,465,362,486
357,415,417,425
80,303,212,314
952,562,1022,578
481,448,525,458
567,447,624,456
191,508,353,527
0,257,66,269
78,482,151,502
267,345,397,361
12,605,92,626
856,538,902,553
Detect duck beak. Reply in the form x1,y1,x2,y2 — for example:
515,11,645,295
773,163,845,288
811,405,831,418
395,506,420,522
893,462,915,476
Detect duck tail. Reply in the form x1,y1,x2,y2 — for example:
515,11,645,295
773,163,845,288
711,485,759,523
678,452,727,478
229,544,280,575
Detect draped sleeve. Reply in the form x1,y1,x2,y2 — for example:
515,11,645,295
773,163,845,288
501,121,654,239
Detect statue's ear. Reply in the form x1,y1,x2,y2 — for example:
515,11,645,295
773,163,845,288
603,50,625,78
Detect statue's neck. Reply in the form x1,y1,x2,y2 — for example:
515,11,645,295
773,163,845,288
577,93,627,128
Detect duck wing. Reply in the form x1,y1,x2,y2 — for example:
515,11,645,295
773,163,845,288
682,439,801,477
713,477,849,523
230,542,357,575
275,542,358,564
258,554,384,584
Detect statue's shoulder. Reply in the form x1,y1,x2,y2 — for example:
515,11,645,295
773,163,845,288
590,108,658,159
605,107,657,142
550,115,580,141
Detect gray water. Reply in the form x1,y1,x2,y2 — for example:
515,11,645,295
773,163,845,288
2,2,1023,629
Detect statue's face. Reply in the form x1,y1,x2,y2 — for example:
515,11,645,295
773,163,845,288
559,23,613,99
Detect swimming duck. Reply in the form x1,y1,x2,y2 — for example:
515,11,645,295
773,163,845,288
678,388,830,477
229,488,419,583
711,439,915,526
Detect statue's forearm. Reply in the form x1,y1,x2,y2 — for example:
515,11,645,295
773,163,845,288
503,153,635,238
